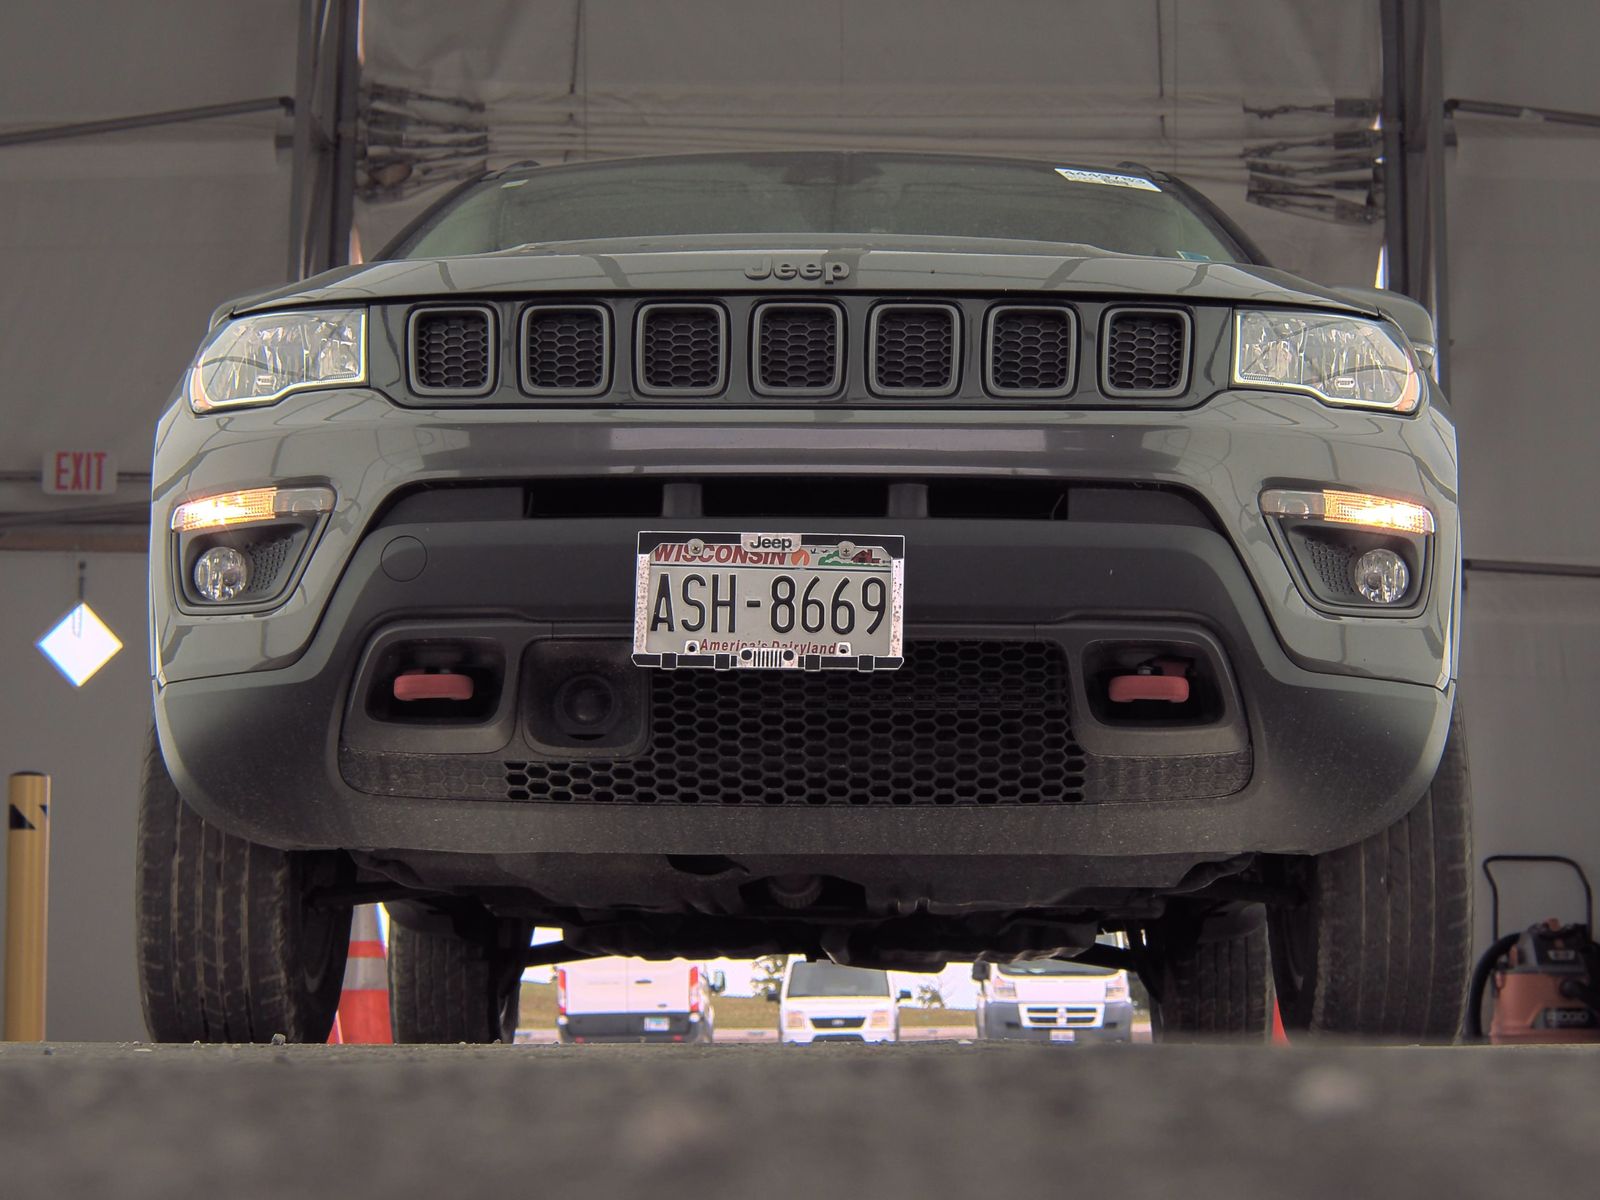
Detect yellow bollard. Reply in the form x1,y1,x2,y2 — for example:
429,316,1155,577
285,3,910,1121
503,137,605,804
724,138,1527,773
4,773,50,1041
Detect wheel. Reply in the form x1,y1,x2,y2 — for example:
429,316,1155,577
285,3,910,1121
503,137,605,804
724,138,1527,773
387,915,533,1043
1267,698,1473,1040
136,727,351,1043
1150,913,1273,1041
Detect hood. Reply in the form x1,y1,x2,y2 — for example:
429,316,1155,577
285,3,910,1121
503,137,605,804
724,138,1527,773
783,993,895,1016
1001,973,1119,1003
229,233,1374,319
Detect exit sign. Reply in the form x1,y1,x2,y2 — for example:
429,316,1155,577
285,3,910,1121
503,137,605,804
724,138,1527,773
42,450,117,495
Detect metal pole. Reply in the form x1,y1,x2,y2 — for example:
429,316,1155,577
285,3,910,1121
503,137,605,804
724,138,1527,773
0,98,292,149
1421,0,1451,392
1379,0,1410,297
326,0,362,268
4,773,50,1041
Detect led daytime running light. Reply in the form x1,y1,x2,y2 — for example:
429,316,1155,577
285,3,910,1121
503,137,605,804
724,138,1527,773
1261,487,1434,535
171,485,334,532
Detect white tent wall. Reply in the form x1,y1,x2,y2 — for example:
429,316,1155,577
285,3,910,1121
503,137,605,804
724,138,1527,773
1,0,1594,1036
0,0,301,1037
358,0,1385,285
0,0,300,518
0,551,150,1040
1441,1,1600,954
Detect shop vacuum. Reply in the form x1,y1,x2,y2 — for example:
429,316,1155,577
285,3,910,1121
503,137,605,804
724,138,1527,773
1468,855,1600,1043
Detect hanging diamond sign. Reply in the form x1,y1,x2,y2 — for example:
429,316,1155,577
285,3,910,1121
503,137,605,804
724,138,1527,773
37,602,123,687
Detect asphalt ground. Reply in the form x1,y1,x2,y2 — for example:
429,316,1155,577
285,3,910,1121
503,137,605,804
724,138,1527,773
1,1041,1595,1200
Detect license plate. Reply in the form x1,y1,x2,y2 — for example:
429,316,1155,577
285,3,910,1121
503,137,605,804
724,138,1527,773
633,532,905,671
642,1016,671,1032
1049,1030,1077,1043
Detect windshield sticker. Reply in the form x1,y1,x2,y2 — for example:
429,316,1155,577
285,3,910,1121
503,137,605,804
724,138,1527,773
1176,250,1213,262
1054,168,1161,192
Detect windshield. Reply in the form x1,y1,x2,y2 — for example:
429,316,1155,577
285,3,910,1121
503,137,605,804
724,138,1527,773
786,963,891,998
390,153,1244,263
997,959,1117,978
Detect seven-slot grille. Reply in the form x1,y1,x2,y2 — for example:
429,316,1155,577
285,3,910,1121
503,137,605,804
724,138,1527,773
409,306,495,394
405,300,1198,401
987,306,1076,396
753,303,843,395
522,305,609,395
636,303,726,395
870,303,959,395
1102,308,1191,396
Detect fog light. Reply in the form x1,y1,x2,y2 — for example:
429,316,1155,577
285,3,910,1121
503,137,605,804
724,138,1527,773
1353,548,1409,605
194,546,250,601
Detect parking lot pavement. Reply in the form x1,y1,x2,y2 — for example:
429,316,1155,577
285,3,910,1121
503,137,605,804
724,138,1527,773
0,1041,1594,1200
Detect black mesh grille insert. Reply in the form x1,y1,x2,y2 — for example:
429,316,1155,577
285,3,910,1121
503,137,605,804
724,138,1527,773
872,305,957,393
524,307,607,393
639,305,723,392
503,641,1084,805
756,305,840,392
1104,310,1187,394
989,307,1075,394
411,308,492,392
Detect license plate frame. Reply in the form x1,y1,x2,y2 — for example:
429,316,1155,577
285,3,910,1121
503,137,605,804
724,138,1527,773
642,1016,671,1033
632,531,905,671
1049,1029,1077,1043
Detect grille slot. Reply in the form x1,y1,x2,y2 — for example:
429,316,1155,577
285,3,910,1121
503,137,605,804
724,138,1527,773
409,306,495,395
1102,308,1190,397
636,303,726,395
987,306,1076,397
521,305,609,395
753,303,843,395
870,304,960,396
502,641,1084,805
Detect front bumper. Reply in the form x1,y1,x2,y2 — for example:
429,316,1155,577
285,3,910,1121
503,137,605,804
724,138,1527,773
151,391,1459,866
557,1012,705,1043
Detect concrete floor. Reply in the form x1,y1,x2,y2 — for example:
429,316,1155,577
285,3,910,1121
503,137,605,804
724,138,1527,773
0,1041,1593,1199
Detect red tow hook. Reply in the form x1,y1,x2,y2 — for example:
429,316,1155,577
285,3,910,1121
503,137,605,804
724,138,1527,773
1107,658,1191,704
393,669,475,702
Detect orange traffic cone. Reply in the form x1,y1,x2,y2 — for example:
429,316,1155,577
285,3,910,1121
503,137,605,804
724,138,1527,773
327,904,393,1044
1272,998,1289,1045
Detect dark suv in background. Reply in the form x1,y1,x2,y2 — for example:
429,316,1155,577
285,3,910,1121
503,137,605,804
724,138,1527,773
139,152,1469,1044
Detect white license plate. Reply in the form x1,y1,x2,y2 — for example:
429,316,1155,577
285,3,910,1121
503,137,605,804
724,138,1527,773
633,531,905,671
642,1017,671,1032
1049,1030,1077,1043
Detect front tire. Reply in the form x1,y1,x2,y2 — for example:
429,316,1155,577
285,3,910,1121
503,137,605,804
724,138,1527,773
136,729,351,1043
387,917,532,1043
1267,699,1473,1040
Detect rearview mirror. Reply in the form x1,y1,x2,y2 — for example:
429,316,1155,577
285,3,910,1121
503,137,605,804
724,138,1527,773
764,987,779,1003
897,989,913,1002
971,961,991,981
710,970,727,994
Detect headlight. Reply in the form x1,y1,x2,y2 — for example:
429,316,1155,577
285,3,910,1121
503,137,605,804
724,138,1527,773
991,975,1018,1001
187,308,366,412
867,1009,893,1029
1234,310,1421,413
1103,973,1130,1003
783,1011,807,1030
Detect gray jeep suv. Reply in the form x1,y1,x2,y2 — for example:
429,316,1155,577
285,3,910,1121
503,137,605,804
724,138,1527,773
139,152,1469,1044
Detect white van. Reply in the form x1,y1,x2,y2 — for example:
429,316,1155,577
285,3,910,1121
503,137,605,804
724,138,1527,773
972,950,1134,1043
556,957,724,1043
777,960,909,1044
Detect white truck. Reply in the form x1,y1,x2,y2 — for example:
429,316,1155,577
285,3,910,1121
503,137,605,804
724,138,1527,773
777,960,910,1045
972,952,1135,1043
556,957,724,1043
